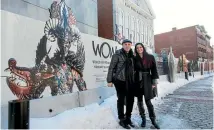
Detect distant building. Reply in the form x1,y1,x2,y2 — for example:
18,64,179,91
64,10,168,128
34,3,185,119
97,0,156,53
154,25,213,62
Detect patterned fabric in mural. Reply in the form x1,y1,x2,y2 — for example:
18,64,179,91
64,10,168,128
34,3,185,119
4,0,87,100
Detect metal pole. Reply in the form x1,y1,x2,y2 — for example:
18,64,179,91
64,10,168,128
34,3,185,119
8,99,30,129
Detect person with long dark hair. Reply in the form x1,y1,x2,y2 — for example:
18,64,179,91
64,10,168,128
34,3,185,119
107,39,135,129
134,43,160,129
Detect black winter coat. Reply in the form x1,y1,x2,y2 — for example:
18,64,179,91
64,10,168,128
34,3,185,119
134,54,159,100
107,49,134,83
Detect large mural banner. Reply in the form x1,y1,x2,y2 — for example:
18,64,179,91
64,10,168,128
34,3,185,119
1,0,121,104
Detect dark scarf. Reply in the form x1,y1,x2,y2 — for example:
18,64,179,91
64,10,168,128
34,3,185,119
122,49,134,87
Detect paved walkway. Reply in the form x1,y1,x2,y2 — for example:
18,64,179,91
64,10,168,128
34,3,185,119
145,76,213,129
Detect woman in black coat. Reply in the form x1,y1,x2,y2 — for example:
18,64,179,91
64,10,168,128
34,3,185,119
134,43,160,129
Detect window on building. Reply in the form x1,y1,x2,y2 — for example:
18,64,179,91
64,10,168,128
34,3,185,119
117,8,124,37
141,23,144,43
146,25,149,45
119,10,123,26
147,26,149,44
148,25,153,45
130,30,135,43
125,13,129,38
130,16,134,30
131,0,140,6
145,25,147,44
130,16,135,43
133,18,137,43
136,19,140,42
139,21,141,42
147,26,150,45
125,28,129,39
125,13,129,28
115,8,120,26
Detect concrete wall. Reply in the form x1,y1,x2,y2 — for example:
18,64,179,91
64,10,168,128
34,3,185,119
1,71,208,129
1,87,116,129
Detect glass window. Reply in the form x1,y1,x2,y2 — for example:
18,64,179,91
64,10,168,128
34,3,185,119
125,28,129,38
139,21,141,42
147,26,150,43
118,25,123,36
124,13,129,38
130,16,135,30
141,23,144,43
121,11,124,26
116,8,124,37
125,13,129,29
128,16,135,43
147,26,150,44
145,25,148,44
130,30,135,43
115,11,119,25
131,0,140,6
118,9,122,25
144,25,147,44
136,19,140,33
136,32,140,42
135,19,140,42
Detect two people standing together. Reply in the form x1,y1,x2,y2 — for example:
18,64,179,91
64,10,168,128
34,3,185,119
107,39,160,129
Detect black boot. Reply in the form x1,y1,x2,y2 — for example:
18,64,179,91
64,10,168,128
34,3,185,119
141,115,146,127
146,100,160,129
125,117,135,128
117,99,130,129
117,100,125,120
119,119,131,129
150,117,160,129
137,101,146,127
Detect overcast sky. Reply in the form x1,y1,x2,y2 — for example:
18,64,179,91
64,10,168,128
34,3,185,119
150,0,214,45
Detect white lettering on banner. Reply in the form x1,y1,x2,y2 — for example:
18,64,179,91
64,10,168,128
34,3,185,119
80,34,122,90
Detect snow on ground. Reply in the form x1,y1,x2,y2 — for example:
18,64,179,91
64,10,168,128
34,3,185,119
30,73,213,129
31,103,119,129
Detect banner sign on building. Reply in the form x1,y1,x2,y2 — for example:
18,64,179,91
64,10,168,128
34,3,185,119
1,0,121,105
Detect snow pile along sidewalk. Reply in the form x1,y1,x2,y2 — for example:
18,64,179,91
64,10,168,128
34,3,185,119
30,73,213,129
31,103,119,129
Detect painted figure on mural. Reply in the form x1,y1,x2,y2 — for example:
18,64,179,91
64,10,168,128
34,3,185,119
4,0,87,100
